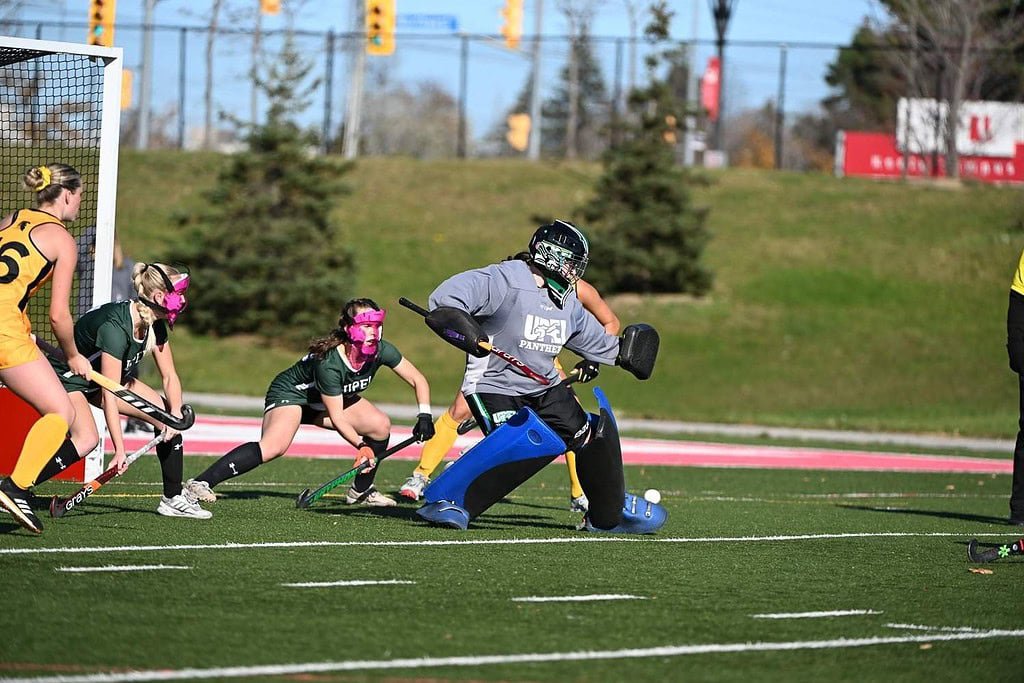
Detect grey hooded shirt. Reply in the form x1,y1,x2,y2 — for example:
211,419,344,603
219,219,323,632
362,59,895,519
429,259,620,397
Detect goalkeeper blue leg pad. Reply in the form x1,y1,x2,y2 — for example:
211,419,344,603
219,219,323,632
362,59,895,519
419,407,566,522
581,492,668,534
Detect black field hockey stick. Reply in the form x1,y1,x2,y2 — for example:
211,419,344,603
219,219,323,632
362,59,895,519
455,370,586,435
967,538,1024,563
398,297,550,386
295,435,419,509
49,434,164,518
36,338,196,431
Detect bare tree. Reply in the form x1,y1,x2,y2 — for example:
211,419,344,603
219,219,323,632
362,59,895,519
203,0,226,150
557,0,603,160
879,0,1024,178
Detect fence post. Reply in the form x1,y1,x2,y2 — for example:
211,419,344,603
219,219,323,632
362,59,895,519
610,37,623,149
457,34,468,159
178,27,187,150
323,30,335,153
774,43,787,170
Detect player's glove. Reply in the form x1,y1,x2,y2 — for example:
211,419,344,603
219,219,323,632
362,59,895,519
353,444,376,471
573,359,600,383
413,413,435,442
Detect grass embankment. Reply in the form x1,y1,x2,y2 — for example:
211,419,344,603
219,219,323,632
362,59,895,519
116,150,1024,437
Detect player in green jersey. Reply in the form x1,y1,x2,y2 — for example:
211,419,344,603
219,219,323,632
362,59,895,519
41,262,210,519
185,298,434,507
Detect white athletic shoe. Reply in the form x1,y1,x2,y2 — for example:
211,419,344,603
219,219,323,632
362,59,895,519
184,478,217,503
157,491,213,519
570,494,589,513
345,485,397,507
399,473,429,501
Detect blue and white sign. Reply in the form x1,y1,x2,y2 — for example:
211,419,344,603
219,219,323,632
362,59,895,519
396,14,459,32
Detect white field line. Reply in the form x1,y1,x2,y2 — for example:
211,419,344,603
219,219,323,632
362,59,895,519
512,594,646,602
55,565,191,573
3,629,1023,683
885,623,982,633
282,580,415,588
1,531,1019,556
751,610,882,619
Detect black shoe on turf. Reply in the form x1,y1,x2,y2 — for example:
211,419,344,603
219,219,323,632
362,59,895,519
1010,516,1024,527
0,478,43,534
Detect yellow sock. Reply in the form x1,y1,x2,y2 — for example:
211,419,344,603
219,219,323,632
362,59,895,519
414,411,459,478
565,450,584,499
11,413,69,489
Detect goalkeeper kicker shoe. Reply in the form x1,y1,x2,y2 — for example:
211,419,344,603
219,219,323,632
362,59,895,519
345,485,397,507
399,473,429,501
0,478,43,534
157,491,212,519
578,492,667,534
416,500,470,530
184,479,217,503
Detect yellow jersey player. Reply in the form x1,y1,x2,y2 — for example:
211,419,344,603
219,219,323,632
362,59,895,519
0,164,91,534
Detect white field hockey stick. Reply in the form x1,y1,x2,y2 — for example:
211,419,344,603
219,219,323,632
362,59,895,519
49,434,164,518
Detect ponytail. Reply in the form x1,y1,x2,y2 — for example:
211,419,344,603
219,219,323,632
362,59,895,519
307,327,346,359
22,163,82,207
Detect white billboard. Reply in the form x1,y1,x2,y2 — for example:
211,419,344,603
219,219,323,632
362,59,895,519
897,97,1023,158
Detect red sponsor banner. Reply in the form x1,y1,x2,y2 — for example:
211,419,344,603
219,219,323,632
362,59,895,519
701,56,720,122
839,131,1024,184
0,388,85,481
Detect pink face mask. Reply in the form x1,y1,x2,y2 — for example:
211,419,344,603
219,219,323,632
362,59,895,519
346,309,386,356
140,265,189,328
162,274,189,327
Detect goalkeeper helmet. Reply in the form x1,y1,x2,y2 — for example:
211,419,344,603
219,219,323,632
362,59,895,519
528,220,590,307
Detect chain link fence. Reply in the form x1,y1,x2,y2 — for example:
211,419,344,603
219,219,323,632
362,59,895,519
2,19,852,167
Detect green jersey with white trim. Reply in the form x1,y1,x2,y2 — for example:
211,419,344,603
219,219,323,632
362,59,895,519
50,301,169,393
264,340,402,408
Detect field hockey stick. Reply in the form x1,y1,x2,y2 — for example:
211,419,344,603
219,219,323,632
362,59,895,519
35,337,196,431
295,434,419,509
455,370,586,435
49,434,164,518
967,538,1024,563
398,297,550,386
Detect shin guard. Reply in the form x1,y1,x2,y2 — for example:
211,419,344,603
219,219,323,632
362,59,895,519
419,408,566,524
574,387,626,530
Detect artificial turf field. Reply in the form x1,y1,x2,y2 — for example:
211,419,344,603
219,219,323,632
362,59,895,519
2,454,1022,683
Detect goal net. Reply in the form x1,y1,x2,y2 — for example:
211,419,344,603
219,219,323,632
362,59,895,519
0,36,123,482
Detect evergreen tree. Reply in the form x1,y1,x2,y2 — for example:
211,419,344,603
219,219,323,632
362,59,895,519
168,33,355,344
576,2,712,295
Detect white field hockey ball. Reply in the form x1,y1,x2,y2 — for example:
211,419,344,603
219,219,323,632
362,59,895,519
643,489,661,504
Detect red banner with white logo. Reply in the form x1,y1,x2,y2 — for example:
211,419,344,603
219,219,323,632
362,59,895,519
838,131,1024,184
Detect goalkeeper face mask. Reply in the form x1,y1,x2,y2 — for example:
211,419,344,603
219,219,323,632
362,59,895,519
346,309,386,357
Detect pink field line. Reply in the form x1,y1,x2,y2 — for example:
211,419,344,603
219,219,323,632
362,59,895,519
110,416,1012,474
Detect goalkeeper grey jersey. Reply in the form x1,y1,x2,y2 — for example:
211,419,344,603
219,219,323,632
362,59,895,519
429,259,619,397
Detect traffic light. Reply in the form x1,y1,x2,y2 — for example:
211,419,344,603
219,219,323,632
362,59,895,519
506,113,530,152
366,0,396,56
87,0,117,47
120,68,133,111
260,0,281,15
500,0,523,50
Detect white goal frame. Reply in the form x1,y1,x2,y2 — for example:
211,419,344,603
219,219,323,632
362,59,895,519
0,36,123,481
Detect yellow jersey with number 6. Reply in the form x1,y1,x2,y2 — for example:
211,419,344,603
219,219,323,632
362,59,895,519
0,209,62,358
